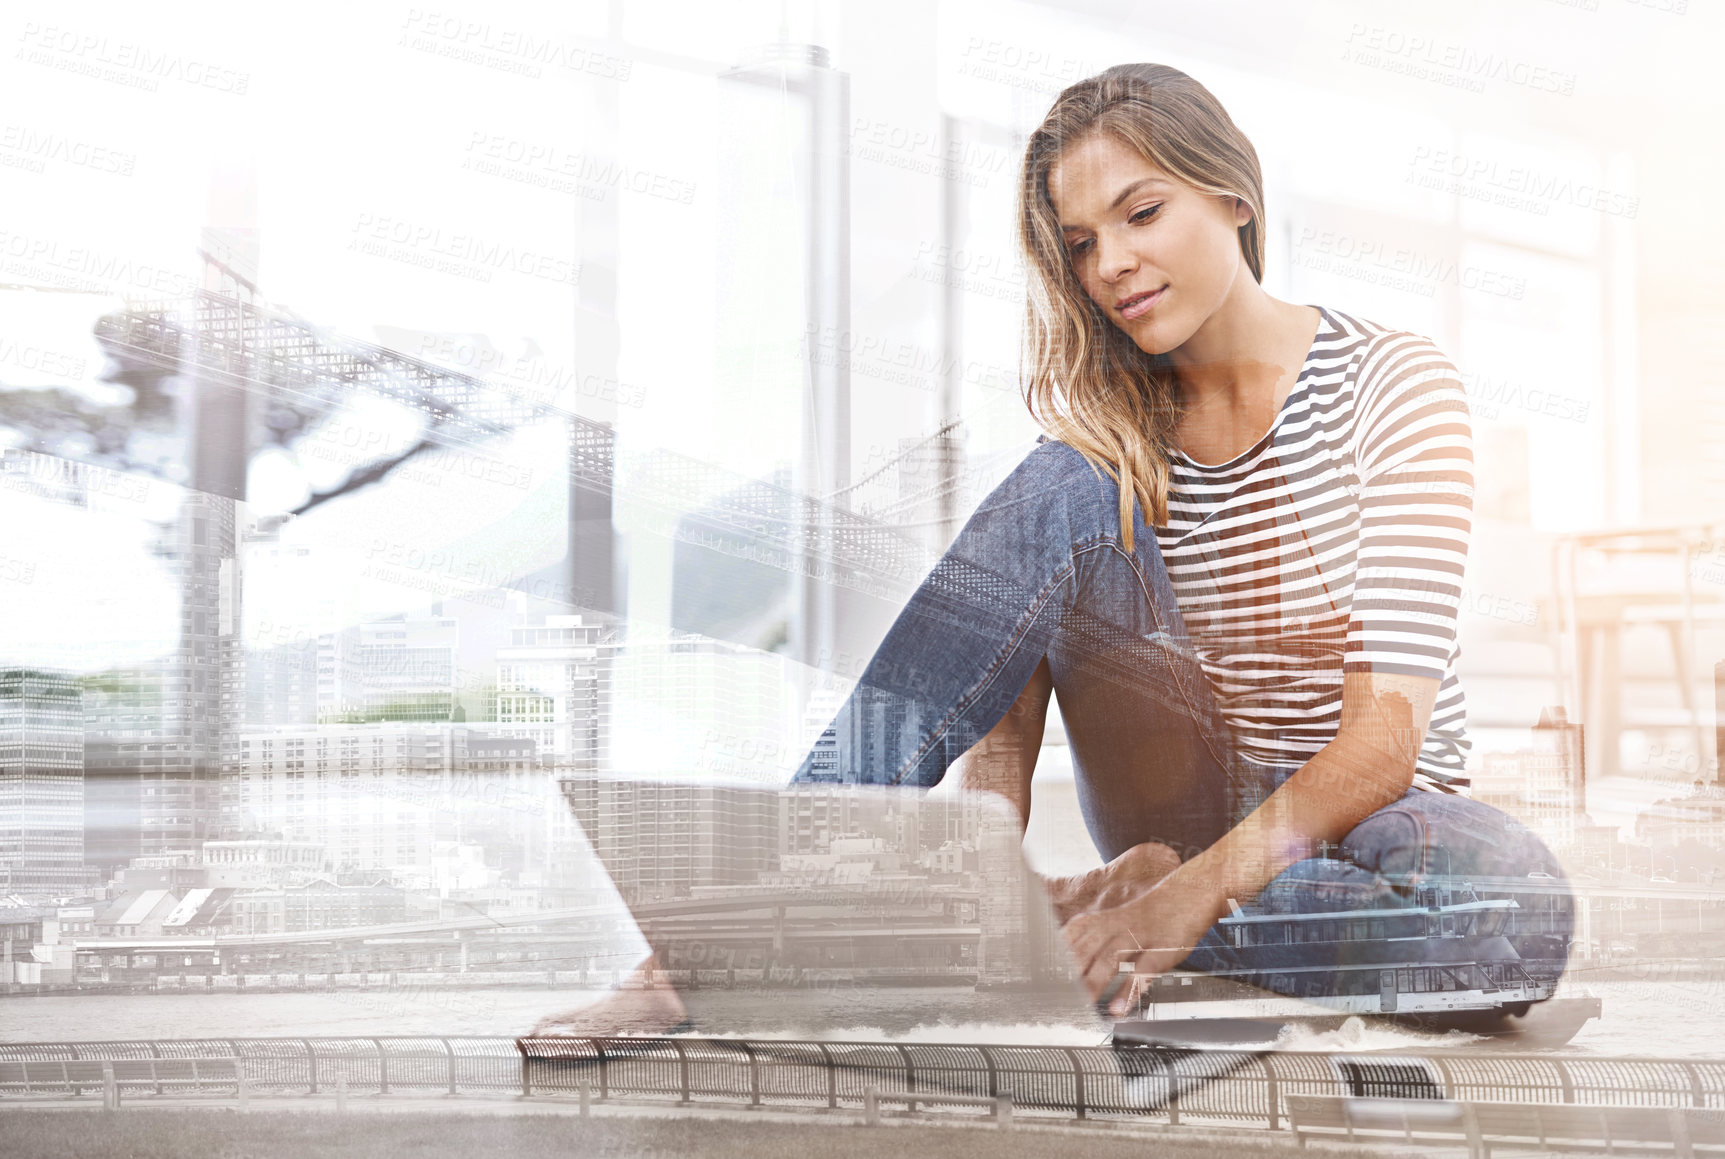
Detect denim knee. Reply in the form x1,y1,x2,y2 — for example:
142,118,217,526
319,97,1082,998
1370,790,1567,883
1338,801,1434,887
1000,438,1118,548
1256,856,1404,913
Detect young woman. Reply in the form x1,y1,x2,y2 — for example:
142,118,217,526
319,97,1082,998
792,63,1572,1014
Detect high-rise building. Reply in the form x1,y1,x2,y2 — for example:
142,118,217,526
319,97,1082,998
0,668,85,897
916,797,980,858
611,631,796,780
558,776,778,903
895,428,966,547
315,627,364,723
244,637,319,729
797,687,844,780
1636,784,1725,860
802,681,926,786
778,785,945,882
357,612,460,722
84,490,240,874
495,613,616,767
779,783,865,855
237,533,363,730
1471,706,1586,853
223,722,540,875
975,806,1032,985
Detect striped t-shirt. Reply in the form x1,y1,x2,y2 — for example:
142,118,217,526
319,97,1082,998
1152,305,1473,793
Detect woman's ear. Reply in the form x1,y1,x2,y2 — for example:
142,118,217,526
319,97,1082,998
1232,196,1253,227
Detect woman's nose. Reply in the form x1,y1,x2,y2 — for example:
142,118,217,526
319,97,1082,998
1097,235,1137,283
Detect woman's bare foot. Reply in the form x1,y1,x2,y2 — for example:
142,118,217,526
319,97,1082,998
525,954,690,1038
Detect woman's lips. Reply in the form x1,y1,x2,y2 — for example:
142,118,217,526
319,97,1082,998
1117,285,1168,321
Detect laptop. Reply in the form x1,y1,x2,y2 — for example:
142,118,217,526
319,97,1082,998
520,773,1266,1108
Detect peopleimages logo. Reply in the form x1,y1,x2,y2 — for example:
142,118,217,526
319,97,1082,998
362,537,600,610
1341,24,1577,96
0,229,200,297
15,23,251,94
0,450,151,503
801,324,1018,395
0,124,136,176
1292,227,1527,300
1458,369,1591,425
910,240,1026,302
304,422,535,491
398,9,632,81
348,213,580,287
954,37,1103,96
0,337,86,381
850,117,1010,188
463,132,695,205
415,334,649,410
1407,146,1638,219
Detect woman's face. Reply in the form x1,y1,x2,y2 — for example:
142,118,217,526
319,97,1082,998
1047,131,1252,357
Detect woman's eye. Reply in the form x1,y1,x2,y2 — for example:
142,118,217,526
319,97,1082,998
1130,204,1162,224
1067,238,1093,257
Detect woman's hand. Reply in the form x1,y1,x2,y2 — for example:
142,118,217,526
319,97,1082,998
1046,840,1182,926
1063,864,1226,1015
1061,673,1446,1017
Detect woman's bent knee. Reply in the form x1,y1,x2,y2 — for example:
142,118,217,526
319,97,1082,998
985,439,1116,543
1344,790,1569,884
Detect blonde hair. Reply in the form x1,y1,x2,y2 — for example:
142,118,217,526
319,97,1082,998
1017,63,1265,551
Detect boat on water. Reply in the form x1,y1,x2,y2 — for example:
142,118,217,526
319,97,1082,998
1111,888,1599,1050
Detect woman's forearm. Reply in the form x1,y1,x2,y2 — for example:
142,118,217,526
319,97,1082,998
953,655,1182,924
1062,671,1443,999
1179,730,1418,915
1178,669,1436,911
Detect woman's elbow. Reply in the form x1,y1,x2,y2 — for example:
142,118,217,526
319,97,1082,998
1313,736,1419,816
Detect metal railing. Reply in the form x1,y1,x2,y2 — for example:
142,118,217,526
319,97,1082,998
6,1037,1725,1128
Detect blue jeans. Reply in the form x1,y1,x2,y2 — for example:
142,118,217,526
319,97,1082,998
792,438,1573,988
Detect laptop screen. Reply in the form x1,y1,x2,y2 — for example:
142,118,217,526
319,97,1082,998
527,774,1101,1040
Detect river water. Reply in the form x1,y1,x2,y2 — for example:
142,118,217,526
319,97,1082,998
2,977,1718,1057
